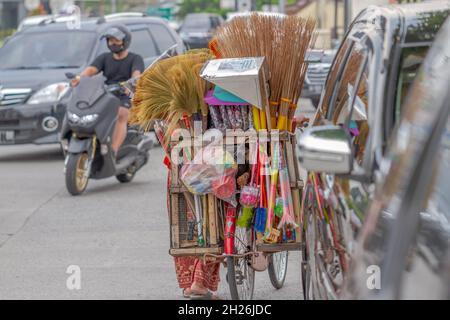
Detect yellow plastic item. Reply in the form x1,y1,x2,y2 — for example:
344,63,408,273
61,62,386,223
260,109,267,130
252,106,261,131
277,115,287,131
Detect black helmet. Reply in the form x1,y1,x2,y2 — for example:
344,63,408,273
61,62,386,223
101,24,132,53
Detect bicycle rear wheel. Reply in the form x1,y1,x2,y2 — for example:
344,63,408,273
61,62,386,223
268,251,288,289
227,226,255,300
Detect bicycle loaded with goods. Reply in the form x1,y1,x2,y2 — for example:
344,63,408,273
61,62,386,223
130,13,317,299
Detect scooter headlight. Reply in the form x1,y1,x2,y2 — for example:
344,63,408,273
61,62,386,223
80,114,99,125
67,112,98,126
67,111,80,124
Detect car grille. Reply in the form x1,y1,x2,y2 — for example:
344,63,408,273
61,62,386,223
0,88,32,106
0,120,19,127
306,64,331,86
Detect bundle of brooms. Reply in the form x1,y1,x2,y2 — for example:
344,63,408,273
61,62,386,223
212,13,316,242
129,49,214,141
213,13,317,131
129,50,216,247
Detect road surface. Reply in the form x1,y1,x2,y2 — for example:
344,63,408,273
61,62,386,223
0,142,303,299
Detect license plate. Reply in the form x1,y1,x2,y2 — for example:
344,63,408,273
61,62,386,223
0,130,15,144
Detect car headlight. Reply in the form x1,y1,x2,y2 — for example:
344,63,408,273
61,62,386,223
67,112,98,126
27,82,70,105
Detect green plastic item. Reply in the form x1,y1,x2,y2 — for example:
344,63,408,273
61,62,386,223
275,197,283,218
213,86,248,104
236,206,254,228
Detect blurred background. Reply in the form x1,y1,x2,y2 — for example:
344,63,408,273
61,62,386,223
0,0,424,49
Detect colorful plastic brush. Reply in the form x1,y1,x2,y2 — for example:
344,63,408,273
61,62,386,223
263,141,280,243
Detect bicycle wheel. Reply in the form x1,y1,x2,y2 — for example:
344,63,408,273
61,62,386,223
227,226,255,300
268,251,288,289
301,184,317,300
302,176,347,300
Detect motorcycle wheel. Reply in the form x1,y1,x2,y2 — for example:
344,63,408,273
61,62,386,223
65,153,89,196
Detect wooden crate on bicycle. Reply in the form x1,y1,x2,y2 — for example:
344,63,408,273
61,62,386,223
168,139,224,257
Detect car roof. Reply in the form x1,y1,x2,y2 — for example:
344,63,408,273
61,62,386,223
353,0,450,44
18,15,171,34
226,11,286,21
185,13,220,18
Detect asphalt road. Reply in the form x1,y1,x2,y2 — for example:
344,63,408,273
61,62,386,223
0,141,304,299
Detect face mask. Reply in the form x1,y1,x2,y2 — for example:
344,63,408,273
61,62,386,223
108,43,125,54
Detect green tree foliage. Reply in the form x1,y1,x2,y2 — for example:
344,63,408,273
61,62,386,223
177,0,229,18
177,0,298,19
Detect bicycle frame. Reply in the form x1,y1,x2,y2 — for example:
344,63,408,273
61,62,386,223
224,203,237,255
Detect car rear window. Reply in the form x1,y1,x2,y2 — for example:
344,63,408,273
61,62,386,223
182,16,211,29
149,23,176,53
129,29,158,57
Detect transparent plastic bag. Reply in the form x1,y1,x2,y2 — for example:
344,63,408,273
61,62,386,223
180,142,238,206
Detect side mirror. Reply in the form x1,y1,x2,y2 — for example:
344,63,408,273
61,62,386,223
65,72,77,79
298,125,353,174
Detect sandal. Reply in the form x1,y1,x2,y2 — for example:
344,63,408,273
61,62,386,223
182,289,191,299
190,291,221,300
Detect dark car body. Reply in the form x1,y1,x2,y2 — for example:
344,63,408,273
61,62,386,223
0,14,184,146
179,13,223,49
299,1,450,300
345,16,450,299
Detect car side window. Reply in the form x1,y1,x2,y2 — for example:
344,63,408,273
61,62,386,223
394,46,429,121
424,115,450,220
149,23,177,53
210,17,217,29
128,29,158,58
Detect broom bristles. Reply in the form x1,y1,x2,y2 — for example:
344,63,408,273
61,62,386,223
213,13,316,130
130,50,215,139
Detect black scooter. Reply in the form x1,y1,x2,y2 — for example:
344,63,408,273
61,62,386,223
60,73,153,195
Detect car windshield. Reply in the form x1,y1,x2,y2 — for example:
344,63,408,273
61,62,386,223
0,31,96,70
182,16,211,30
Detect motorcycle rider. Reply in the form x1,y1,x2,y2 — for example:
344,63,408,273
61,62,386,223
71,24,144,156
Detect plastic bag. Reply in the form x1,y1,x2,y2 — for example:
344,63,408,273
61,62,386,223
180,142,238,206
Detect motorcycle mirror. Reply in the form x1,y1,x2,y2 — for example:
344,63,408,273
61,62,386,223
65,72,77,79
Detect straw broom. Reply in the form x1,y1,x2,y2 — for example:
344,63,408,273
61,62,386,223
213,14,316,131
276,16,316,131
213,13,286,129
130,50,214,136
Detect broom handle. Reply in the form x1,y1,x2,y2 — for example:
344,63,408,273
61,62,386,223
266,170,278,233
194,195,204,246
277,98,291,131
269,101,278,130
266,139,280,232
259,109,267,130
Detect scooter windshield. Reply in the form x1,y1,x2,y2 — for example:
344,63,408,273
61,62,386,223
70,73,106,109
